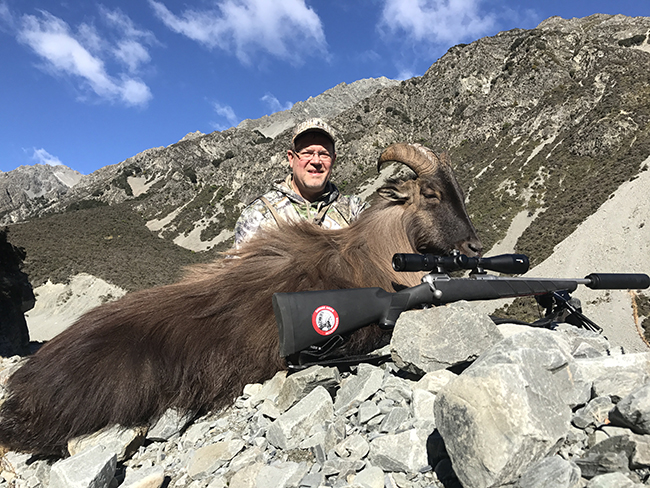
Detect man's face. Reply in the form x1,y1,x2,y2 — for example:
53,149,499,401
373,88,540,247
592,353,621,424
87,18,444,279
287,132,336,202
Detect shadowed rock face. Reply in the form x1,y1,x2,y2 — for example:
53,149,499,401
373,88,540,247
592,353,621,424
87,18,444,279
0,229,35,357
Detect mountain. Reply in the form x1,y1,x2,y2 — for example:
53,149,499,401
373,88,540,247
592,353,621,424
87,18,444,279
0,164,82,224
4,15,650,316
236,77,399,138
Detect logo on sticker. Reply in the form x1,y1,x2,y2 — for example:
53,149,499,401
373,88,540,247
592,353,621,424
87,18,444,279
312,305,339,336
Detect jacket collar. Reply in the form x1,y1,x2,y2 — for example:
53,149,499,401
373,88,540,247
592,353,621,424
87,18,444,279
274,175,340,206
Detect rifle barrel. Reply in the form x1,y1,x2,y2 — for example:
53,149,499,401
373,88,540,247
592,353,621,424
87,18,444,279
585,273,650,290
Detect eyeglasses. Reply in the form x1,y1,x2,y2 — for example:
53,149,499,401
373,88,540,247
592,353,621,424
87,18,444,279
292,150,333,162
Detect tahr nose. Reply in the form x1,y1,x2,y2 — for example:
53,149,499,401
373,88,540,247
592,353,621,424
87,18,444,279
460,239,483,257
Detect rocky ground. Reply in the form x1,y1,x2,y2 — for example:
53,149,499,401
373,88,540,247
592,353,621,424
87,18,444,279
3,302,650,488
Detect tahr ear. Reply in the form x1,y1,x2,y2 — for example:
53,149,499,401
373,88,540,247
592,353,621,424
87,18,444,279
377,184,411,203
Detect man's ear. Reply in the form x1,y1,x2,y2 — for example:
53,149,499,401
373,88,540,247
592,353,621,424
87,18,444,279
287,149,296,170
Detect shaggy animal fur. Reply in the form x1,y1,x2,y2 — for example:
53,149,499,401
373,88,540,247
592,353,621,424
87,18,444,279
0,145,481,456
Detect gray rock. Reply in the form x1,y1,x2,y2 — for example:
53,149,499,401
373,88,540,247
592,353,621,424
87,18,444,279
609,383,650,434
206,477,228,488
585,471,642,487
411,389,436,423
181,420,215,447
413,370,457,394
434,329,583,488
334,434,370,460
267,386,334,449
321,458,365,477
575,435,636,479
629,434,650,469
299,471,325,488
0,164,82,225
300,418,346,464
358,401,381,424
381,375,414,404
495,323,532,340
368,429,430,473
352,466,385,488
598,425,634,439
147,408,194,441
514,455,582,488
275,365,340,413
378,407,410,434
258,398,282,419
187,439,245,479
256,461,309,488
68,424,147,462
248,371,287,407
573,396,615,430
391,302,503,374
334,364,384,415
229,446,265,474
49,445,117,488
121,465,165,488
554,323,611,358
575,353,650,403
229,462,263,488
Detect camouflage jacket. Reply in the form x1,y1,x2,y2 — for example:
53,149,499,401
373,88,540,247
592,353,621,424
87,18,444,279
234,176,367,249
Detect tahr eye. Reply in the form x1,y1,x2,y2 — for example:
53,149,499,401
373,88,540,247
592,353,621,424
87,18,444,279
422,188,441,200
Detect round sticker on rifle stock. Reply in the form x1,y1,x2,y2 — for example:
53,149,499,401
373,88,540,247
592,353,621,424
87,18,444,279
312,305,339,336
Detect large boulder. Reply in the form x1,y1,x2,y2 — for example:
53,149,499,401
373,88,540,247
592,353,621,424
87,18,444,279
434,328,590,488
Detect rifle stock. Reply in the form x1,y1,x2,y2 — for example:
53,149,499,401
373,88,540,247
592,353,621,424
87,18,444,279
273,269,650,358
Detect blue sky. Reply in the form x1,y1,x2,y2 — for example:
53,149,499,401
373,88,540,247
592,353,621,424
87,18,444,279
1,0,648,175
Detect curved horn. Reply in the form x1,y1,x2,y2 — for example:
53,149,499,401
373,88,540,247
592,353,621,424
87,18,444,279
377,143,439,177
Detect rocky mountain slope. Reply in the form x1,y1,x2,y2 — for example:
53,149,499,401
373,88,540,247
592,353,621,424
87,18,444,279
0,164,81,224
236,77,399,138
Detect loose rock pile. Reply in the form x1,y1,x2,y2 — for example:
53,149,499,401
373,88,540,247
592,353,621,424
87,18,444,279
2,301,650,488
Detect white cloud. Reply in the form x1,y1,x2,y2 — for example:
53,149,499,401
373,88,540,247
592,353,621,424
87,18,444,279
101,6,156,42
114,39,151,73
32,148,62,166
395,68,416,81
212,101,239,130
100,6,157,73
261,93,293,113
16,10,153,106
0,2,14,31
379,0,496,46
149,0,328,65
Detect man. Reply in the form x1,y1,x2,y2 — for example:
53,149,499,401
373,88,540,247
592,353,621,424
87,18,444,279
234,118,367,248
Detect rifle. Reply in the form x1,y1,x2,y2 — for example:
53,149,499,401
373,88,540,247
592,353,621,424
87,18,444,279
272,253,650,361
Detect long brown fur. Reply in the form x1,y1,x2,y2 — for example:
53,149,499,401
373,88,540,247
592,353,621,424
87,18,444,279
0,165,481,456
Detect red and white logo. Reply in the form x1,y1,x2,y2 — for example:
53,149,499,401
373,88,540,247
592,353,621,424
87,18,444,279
311,305,340,336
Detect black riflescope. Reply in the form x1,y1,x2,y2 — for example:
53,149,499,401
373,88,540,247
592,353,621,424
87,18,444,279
392,253,530,275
